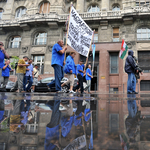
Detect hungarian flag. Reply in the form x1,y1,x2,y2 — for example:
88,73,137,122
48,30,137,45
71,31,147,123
119,39,128,59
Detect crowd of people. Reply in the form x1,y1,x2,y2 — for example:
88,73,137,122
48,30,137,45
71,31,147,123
0,40,143,94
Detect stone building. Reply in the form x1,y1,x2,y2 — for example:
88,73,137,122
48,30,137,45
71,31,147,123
0,0,150,93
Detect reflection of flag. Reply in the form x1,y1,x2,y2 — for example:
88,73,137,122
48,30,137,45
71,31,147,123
92,44,96,61
119,39,128,59
89,130,93,149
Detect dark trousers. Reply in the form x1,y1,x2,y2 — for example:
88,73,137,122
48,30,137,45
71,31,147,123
74,74,84,93
23,76,33,91
47,64,64,91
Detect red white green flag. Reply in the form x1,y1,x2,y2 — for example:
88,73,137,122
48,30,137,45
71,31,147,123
119,39,128,59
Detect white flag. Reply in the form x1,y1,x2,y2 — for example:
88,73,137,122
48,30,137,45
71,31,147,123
67,6,93,57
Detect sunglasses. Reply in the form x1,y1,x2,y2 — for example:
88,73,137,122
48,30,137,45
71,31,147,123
0,44,4,46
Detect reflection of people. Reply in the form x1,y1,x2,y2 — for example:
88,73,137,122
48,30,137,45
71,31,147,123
47,40,67,93
44,100,61,150
125,94,144,143
0,99,5,124
62,52,76,93
125,50,138,94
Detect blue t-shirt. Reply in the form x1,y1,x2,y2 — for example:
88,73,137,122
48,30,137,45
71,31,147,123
86,68,92,80
0,110,4,122
0,50,5,68
77,64,84,77
25,64,33,76
2,64,11,77
51,43,64,67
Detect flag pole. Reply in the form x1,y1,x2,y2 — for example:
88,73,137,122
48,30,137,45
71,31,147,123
84,30,95,71
92,30,95,76
64,2,72,61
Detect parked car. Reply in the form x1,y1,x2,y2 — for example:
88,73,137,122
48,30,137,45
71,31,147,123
6,80,15,91
35,77,79,93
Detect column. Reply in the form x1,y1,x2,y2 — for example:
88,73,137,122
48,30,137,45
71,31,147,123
101,0,109,11
3,0,15,20
76,0,85,13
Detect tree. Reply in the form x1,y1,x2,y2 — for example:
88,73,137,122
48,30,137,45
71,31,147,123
10,56,19,69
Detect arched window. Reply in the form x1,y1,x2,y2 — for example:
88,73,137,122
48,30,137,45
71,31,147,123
87,5,100,12
9,36,21,48
39,2,50,14
112,5,120,11
0,8,4,19
137,27,150,40
34,32,47,45
15,7,27,18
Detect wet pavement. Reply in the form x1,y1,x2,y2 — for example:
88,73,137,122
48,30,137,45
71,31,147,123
0,92,150,150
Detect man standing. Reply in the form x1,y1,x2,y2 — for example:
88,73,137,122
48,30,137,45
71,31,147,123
125,50,138,94
85,64,93,93
23,59,33,92
0,42,9,90
10,56,29,92
47,40,67,93
73,60,85,94
2,60,14,92
32,64,42,92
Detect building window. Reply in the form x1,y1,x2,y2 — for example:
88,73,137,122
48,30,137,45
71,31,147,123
0,8,4,19
34,32,47,45
140,80,150,91
9,36,21,48
113,27,119,42
15,7,26,18
39,2,50,14
136,0,150,6
33,55,44,74
137,27,150,40
138,51,150,72
87,5,100,12
110,52,119,74
112,5,120,11
109,114,119,133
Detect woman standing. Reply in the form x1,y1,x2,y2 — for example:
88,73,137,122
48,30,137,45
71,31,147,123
62,52,76,93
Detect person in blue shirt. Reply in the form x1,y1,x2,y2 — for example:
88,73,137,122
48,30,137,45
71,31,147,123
73,60,85,94
47,40,67,93
62,51,76,93
23,59,33,92
85,64,93,93
1,59,14,92
0,42,9,91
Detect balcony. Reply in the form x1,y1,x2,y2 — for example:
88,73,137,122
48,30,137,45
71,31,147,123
0,6,150,27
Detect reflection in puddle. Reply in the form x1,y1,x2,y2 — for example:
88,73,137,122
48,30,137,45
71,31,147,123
1,93,150,150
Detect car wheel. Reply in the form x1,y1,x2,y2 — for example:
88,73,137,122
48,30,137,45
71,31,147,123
62,86,69,93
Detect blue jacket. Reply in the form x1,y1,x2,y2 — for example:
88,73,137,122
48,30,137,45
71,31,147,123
64,55,76,74
125,50,137,73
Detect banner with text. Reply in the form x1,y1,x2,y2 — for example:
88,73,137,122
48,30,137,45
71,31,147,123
67,6,93,57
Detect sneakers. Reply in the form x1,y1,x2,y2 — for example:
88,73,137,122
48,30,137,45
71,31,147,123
69,90,76,93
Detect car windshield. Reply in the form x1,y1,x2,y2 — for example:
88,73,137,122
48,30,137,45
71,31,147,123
41,77,54,83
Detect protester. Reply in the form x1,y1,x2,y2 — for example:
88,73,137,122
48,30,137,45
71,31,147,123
133,56,143,82
23,59,33,92
32,64,42,92
73,60,85,94
10,56,29,92
125,50,139,94
47,40,67,93
1,59,14,92
62,52,76,93
85,64,93,93
0,42,9,90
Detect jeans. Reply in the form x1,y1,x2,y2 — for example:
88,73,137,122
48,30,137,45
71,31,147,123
1,77,9,89
86,80,91,93
47,64,64,91
23,76,33,91
127,72,136,93
73,74,84,93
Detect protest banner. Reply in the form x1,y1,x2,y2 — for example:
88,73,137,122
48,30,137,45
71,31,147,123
63,135,87,150
67,6,93,57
